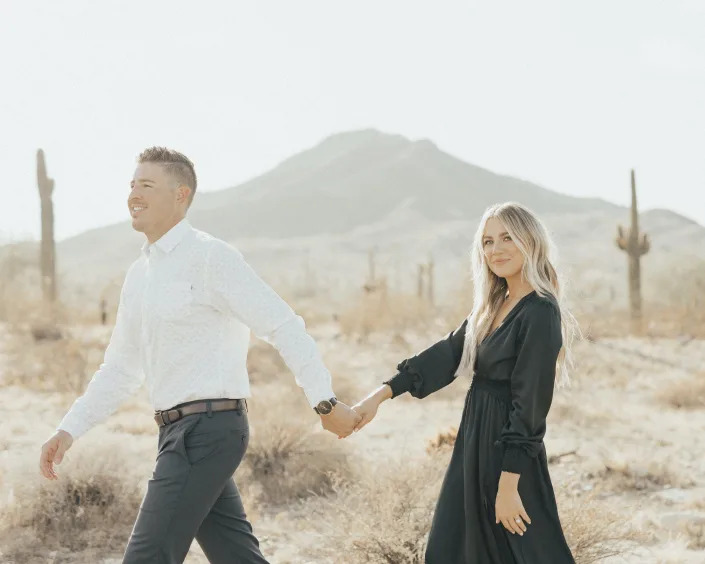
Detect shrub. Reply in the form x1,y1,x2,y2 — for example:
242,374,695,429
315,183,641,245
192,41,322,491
242,416,352,506
304,456,447,564
0,439,143,561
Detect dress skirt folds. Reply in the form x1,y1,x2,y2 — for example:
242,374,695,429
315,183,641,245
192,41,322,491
384,291,575,564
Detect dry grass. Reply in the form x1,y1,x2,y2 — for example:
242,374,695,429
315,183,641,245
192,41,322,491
426,426,458,454
548,397,614,428
684,520,705,550
1,256,704,562
559,493,645,563
239,347,362,508
337,290,437,340
0,439,143,561
656,372,705,410
242,422,352,506
246,336,363,404
3,328,107,393
647,256,705,338
0,247,43,326
304,455,447,564
575,257,705,340
242,392,354,506
303,449,643,564
688,496,705,511
588,459,695,493
568,338,665,389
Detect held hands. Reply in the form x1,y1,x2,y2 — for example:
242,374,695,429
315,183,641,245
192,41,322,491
39,430,74,480
320,385,392,439
319,401,362,439
495,471,531,535
351,384,392,432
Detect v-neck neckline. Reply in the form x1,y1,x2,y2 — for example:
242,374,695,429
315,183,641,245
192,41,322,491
481,290,536,345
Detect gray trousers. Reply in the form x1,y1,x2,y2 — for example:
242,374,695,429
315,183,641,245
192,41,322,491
122,406,269,563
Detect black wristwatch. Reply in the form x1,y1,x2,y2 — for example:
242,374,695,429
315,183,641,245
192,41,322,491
313,397,338,415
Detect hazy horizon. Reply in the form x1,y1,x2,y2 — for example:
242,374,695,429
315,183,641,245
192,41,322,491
2,1,703,242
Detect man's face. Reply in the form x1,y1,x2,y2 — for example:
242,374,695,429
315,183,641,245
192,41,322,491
128,162,188,237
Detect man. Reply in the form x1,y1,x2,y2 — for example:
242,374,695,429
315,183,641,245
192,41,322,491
39,147,361,563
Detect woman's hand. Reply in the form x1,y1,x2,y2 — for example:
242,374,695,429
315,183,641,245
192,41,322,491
495,471,531,535
351,384,392,432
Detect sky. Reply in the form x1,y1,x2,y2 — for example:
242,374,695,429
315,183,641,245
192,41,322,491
1,0,703,242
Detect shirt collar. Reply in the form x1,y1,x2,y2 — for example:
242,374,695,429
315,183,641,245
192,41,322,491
141,219,192,257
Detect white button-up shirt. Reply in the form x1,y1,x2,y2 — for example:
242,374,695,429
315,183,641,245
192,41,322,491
57,219,335,439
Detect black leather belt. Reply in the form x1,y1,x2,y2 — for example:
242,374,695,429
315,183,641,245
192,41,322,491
154,398,248,427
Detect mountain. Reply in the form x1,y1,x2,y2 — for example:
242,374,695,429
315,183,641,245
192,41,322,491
9,129,704,305
188,129,618,239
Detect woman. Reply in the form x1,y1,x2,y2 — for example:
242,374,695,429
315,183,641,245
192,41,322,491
353,202,579,563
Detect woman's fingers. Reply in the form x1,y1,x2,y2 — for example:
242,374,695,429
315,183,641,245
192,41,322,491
499,515,525,535
496,492,531,536
508,517,523,535
353,414,369,432
352,402,379,432
520,507,532,525
501,518,516,534
351,407,367,431
509,517,524,535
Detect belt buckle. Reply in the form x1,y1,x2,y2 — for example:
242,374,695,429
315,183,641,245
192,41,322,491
158,408,181,426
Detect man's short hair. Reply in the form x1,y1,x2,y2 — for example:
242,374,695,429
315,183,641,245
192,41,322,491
138,147,197,206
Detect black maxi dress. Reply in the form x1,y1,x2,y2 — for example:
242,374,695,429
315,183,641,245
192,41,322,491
383,290,575,564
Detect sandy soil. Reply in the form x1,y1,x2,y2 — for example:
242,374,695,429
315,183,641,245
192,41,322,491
1,321,704,563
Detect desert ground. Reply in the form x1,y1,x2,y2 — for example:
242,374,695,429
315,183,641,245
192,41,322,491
1,286,704,564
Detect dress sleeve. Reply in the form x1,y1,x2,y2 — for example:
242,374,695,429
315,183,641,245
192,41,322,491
383,319,468,399
496,299,562,474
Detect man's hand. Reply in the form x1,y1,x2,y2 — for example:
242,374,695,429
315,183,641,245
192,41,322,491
351,384,392,432
39,430,74,480
319,401,362,439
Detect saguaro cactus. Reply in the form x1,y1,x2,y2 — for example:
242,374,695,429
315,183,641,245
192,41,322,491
368,247,377,284
615,169,649,332
416,257,435,304
37,149,57,303
427,257,434,305
417,264,425,298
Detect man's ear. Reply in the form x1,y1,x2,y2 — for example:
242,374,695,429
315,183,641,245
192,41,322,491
177,185,191,205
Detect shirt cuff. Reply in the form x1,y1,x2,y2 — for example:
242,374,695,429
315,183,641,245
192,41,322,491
304,385,337,409
56,417,88,441
501,444,531,475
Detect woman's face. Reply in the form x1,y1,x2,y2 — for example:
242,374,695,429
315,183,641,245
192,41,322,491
482,217,524,279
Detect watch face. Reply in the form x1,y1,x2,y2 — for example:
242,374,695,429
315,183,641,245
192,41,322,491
317,400,333,415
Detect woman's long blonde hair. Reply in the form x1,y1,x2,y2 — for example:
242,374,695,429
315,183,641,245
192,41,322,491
455,202,580,387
